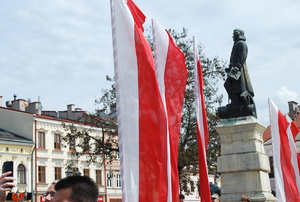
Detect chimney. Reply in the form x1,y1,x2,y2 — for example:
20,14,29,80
67,104,75,120
11,99,27,111
26,102,42,115
288,101,299,120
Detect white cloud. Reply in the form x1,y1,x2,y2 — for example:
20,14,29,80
1,0,300,123
277,86,299,101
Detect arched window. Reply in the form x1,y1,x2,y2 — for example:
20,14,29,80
17,164,26,184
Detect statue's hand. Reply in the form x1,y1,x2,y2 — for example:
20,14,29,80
232,67,239,74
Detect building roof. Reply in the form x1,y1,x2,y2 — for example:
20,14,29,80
0,128,33,144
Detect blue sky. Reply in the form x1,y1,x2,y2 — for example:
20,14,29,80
1,0,300,126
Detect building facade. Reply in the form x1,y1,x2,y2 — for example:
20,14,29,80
0,96,121,202
0,128,34,201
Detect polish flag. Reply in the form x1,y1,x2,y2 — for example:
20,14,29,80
111,0,168,201
193,37,211,202
152,20,188,202
269,99,300,202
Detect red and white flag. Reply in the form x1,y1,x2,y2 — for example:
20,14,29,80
152,20,188,202
111,0,168,201
269,99,300,202
193,37,211,202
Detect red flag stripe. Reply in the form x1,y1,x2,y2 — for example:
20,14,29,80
153,20,188,202
135,24,168,202
111,1,168,201
193,37,211,202
127,0,146,32
269,99,300,202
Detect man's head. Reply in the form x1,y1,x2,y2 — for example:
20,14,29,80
53,176,99,202
179,193,185,202
241,195,251,202
211,193,220,202
43,181,58,202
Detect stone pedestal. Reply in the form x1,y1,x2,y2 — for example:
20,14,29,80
216,116,276,202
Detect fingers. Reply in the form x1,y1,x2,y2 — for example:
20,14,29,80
0,185,13,192
0,172,15,183
1,172,13,179
0,172,15,191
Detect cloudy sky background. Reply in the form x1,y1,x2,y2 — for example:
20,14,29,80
1,0,300,126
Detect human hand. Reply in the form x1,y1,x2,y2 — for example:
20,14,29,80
0,172,15,202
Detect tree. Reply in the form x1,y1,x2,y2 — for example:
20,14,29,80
62,27,226,194
60,106,119,167
163,28,226,194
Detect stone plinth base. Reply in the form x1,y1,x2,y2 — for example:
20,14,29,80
216,116,276,202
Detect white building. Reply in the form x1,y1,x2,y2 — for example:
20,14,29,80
0,96,121,202
0,128,34,201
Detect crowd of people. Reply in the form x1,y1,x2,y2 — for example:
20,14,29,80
1,171,252,202
0,171,99,202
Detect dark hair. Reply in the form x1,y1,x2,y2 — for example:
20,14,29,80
241,195,251,202
55,176,99,202
179,193,185,199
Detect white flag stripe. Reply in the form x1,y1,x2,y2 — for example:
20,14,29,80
269,99,286,202
111,0,139,201
269,99,300,201
152,19,172,202
152,19,169,101
285,115,300,193
194,37,206,150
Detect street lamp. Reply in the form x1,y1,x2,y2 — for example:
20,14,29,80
65,166,73,177
74,168,81,176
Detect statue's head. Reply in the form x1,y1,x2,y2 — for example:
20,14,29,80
232,28,246,41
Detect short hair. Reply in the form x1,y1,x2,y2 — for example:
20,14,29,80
241,195,251,202
179,193,185,199
50,180,59,185
55,176,99,202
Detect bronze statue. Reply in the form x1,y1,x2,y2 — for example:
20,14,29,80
217,29,257,119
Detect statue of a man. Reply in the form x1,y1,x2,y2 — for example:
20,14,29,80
224,29,254,106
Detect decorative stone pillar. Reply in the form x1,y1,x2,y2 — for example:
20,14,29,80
216,116,276,202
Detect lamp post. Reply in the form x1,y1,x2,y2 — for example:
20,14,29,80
74,168,81,176
65,166,73,177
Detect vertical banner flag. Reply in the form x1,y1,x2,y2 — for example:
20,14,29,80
110,0,168,202
152,20,188,202
193,37,211,202
269,99,300,202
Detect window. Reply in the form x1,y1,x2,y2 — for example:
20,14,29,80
269,156,274,178
116,151,120,159
96,170,102,185
17,164,26,184
83,137,90,153
38,166,46,183
69,136,75,151
116,173,121,188
55,167,62,180
71,167,77,173
107,172,113,188
38,132,45,148
54,134,61,149
83,169,90,177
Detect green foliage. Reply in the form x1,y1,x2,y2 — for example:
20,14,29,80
166,28,226,193
61,27,226,194
61,113,118,167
